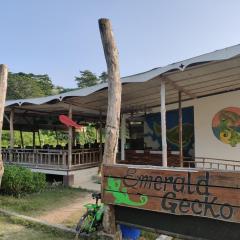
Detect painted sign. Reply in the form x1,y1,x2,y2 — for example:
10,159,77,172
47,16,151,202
103,165,240,223
212,107,240,147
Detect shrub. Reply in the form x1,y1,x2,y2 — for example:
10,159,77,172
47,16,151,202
1,165,46,196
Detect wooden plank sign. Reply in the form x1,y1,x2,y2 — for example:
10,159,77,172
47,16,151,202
102,164,240,223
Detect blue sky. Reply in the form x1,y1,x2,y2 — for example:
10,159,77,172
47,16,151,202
1,0,240,88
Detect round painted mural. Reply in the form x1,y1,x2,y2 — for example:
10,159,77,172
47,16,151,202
212,107,240,147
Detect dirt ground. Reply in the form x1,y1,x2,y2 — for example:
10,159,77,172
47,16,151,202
38,194,93,228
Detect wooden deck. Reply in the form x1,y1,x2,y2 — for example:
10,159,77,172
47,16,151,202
2,148,101,170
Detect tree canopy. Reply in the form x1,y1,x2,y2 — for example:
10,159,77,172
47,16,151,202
7,72,54,100
75,70,108,88
7,70,108,101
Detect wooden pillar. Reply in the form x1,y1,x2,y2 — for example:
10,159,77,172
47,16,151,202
99,19,121,165
0,64,8,183
68,105,72,169
99,111,103,162
55,129,59,145
179,91,183,167
121,114,126,161
99,18,121,235
161,79,167,167
10,110,14,149
20,130,24,148
72,128,76,147
38,130,42,148
32,131,35,149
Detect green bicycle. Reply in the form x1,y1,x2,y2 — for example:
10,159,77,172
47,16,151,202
75,193,105,239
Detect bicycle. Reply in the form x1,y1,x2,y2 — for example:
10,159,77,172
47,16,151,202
75,192,105,239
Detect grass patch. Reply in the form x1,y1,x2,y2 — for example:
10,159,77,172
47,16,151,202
140,230,159,240
0,186,89,217
0,213,112,240
0,213,75,240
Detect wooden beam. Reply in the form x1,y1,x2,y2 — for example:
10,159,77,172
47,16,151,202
99,111,103,163
121,114,126,161
20,130,24,148
178,91,183,167
38,130,42,148
0,65,8,183
55,129,59,145
10,110,14,149
162,76,197,99
98,18,121,235
68,104,72,169
160,79,167,167
32,131,35,148
72,128,76,147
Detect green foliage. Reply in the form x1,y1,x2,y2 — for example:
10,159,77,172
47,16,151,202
7,70,107,100
140,230,159,240
75,70,99,88
99,71,108,83
1,126,98,148
7,72,54,100
1,165,46,196
75,70,108,88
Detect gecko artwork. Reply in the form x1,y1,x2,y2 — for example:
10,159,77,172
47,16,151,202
106,177,148,206
212,107,240,147
103,165,240,223
145,107,194,155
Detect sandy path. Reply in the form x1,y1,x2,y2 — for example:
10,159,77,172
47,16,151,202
38,194,93,224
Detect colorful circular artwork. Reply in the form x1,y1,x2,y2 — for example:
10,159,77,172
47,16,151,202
212,107,240,147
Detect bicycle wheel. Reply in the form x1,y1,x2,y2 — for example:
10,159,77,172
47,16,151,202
76,212,95,235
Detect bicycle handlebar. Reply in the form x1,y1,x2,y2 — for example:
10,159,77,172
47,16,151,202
92,193,101,201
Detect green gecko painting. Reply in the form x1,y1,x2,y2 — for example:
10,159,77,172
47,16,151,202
105,177,148,207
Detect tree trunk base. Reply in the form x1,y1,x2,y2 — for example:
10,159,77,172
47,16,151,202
0,156,4,185
103,205,116,234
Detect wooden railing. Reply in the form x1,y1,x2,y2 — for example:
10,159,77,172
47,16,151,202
2,148,101,170
71,149,101,169
183,157,240,171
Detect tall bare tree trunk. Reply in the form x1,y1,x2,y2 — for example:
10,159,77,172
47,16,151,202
0,65,8,185
98,18,122,235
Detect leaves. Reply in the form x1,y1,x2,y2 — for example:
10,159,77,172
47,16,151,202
75,70,108,88
7,72,54,100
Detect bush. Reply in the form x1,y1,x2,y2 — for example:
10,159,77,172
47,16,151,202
1,165,46,196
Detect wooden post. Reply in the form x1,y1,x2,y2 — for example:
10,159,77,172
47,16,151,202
10,110,14,149
72,128,76,147
99,111,103,162
55,129,59,145
178,91,183,167
68,105,72,169
20,130,24,148
99,18,121,235
32,131,35,149
38,130,42,148
9,110,14,163
0,64,8,184
121,114,126,161
161,78,167,167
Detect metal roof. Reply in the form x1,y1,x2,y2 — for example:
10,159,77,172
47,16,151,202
5,43,240,116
